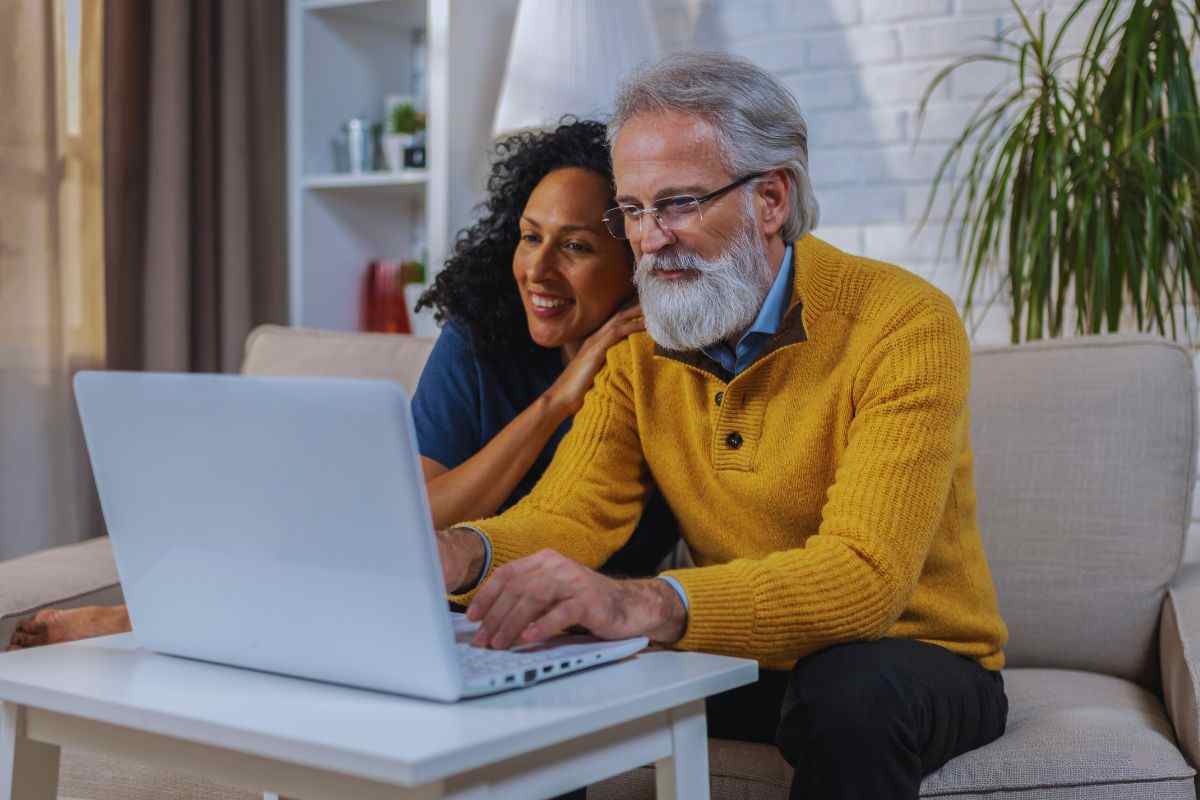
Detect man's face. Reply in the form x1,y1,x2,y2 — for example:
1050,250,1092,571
611,111,775,352
611,111,748,264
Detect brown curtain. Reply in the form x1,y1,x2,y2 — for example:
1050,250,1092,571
104,0,287,374
0,0,106,560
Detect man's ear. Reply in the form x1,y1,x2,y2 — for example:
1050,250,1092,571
755,170,791,239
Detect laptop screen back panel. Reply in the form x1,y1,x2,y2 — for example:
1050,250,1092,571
75,372,464,701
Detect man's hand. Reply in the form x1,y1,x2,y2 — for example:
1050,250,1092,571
465,549,686,649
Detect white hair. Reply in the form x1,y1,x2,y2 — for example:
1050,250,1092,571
633,194,774,352
609,51,820,242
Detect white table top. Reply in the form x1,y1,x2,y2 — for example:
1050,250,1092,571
0,634,756,786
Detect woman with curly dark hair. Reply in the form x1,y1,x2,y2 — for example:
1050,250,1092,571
5,120,676,653
412,118,678,577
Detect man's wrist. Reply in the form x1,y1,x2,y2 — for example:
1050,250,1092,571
440,527,487,593
636,578,687,644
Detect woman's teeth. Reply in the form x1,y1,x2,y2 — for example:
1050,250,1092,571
532,295,571,309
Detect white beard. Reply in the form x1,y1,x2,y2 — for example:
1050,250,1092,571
633,219,774,352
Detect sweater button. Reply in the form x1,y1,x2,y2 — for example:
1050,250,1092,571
725,431,743,449
714,391,724,407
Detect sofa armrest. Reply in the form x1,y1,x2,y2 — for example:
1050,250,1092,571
0,537,123,647
1161,561,1200,767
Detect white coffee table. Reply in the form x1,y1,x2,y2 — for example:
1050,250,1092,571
0,634,757,800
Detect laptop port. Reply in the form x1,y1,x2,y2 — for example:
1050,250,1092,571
524,669,537,682
542,665,553,674
560,661,570,669
505,675,515,684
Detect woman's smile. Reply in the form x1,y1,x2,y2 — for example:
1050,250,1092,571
528,291,575,318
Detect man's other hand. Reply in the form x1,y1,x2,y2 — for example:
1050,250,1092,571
465,549,686,649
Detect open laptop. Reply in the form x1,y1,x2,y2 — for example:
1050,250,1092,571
73,371,647,701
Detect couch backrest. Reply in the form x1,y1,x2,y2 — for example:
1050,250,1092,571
969,334,1195,686
241,325,435,391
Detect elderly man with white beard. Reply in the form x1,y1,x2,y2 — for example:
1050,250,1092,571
435,52,1009,799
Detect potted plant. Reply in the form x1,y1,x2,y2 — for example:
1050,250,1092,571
919,0,1200,343
382,101,426,172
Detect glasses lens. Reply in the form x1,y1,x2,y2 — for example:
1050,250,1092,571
602,209,627,239
658,197,701,230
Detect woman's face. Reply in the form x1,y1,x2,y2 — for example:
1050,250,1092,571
513,167,635,350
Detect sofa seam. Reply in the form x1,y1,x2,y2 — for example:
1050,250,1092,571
1173,349,1198,577
971,336,1190,360
632,766,1198,794
922,773,1197,797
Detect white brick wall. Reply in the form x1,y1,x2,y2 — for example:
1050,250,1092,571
652,0,1088,338
651,0,1200,556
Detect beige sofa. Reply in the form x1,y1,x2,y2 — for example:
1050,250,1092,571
1,325,1197,799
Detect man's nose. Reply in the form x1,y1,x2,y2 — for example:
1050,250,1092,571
638,213,676,255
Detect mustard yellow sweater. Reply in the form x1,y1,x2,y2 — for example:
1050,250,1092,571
459,235,1008,671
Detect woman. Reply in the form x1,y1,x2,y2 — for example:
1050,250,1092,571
413,118,677,575
8,120,676,650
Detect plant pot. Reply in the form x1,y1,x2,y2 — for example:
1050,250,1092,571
382,133,415,172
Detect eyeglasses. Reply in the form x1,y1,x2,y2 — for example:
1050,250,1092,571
602,172,766,240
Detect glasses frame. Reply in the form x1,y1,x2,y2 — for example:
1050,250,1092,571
602,171,768,240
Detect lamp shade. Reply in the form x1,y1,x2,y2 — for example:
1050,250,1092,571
492,0,661,138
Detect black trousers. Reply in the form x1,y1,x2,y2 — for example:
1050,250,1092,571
710,638,1008,798
559,638,1007,800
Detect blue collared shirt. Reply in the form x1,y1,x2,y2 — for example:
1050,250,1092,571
699,242,795,376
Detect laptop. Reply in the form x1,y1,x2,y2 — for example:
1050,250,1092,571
73,371,647,701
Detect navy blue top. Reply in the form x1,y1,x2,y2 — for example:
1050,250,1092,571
412,320,678,575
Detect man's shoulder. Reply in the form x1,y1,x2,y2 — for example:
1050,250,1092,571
805,236,960,330
601,331,656,373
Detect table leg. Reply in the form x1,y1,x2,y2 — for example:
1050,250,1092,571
654,699,708,800
0,703,59,800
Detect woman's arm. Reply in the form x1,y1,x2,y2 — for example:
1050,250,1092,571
423,306,644,529
7,605,131,649
421,390,571,529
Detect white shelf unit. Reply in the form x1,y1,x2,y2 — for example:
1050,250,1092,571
303,170,428,190
287,0,520,332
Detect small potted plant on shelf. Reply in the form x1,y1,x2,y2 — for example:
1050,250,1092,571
383,101,426,172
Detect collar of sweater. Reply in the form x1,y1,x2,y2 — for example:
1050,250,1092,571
652,233,846,381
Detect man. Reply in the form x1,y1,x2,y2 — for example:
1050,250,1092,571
437,52,1009,799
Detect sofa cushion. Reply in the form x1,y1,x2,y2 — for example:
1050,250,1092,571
241,325,435,392
921,668,1195,798
968,335,1196,686
589,668,1196,800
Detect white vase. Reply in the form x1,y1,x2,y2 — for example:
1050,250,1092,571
382,133,414,172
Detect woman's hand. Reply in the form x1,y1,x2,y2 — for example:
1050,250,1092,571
545,304,644,417
6,605,132,650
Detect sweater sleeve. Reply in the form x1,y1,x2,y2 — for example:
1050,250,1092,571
449,341,651,605
661,306,971,664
